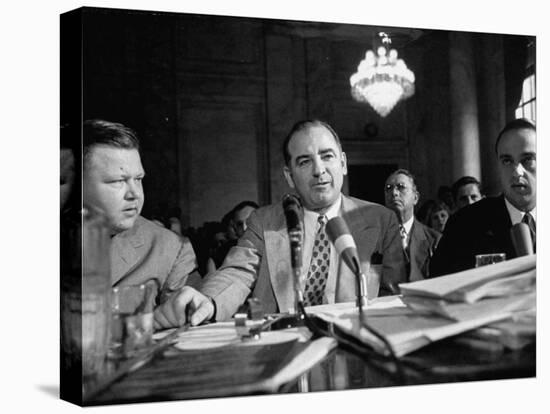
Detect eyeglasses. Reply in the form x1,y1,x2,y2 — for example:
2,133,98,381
384,183,412,193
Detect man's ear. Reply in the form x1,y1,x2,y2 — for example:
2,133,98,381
341,151,348,176
283,166,296,189
413,190,420,206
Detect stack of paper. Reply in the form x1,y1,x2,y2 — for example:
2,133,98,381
399,254,536,304
308,255,536,357
309,297,527,357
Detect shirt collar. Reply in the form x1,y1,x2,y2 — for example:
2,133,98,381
401,215,414,235
504,197,537,225
303,194,342,222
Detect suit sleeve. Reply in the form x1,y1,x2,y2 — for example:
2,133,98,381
160,235,201,303
379,210,407,294
429,212,472,277
199,210,264,321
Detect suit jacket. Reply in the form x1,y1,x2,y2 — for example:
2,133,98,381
407,219,441,282
200,195,406,321
430,195,515,277
111,216,201,304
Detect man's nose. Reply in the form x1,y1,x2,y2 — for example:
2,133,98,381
125,180,141,199
312,158,326,176
512,162,526,177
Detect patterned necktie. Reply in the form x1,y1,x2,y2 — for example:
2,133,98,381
303,215,330,307
399,224,410,263
522,212,536,253
399,224,408,250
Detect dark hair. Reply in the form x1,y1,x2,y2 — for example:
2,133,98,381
451,176,481,201
282,120,342,166
232,200,259,217
495,118,536,154
83,119,140,168
417,199,436,225
429,200,451,215
387,168,418,192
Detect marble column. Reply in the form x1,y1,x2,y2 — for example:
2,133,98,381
449,32,481,182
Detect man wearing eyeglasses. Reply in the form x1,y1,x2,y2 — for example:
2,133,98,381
384,169,441,281
430,118,536,276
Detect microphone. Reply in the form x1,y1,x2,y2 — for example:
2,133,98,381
326,216,368,307
283,194,304,312
511,222,534,257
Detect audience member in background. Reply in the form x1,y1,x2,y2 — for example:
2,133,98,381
431,118,536,276
82,119,201,330
416,199,436,226
153,119,406,328
437,185,455,213
426,201,450,234
222,209,238,244
384,169,441,281
231,201,259,238
452,176,484,211
205,201,259,275
204,222,230,275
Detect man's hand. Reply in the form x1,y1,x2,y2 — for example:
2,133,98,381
153,286,215,330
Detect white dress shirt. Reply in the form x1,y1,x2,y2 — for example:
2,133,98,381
504,197,537,225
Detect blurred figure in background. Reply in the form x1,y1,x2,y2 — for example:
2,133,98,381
427,201,451,234
416,199,436,226
452,176,484,211
231,201,259,239
205,201,259,275
437,185,455,214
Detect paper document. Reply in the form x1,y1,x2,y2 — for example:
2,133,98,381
399,254,536,302
308,295,527,357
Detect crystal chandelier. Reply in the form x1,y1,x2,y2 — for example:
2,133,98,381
350,32,415,117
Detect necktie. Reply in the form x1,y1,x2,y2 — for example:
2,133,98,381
303,215,330,307
522,212,536,253
399,225,408,250
399,224,410,263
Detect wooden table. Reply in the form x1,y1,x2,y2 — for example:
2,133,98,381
81,318,535,406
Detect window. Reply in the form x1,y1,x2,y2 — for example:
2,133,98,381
515,39,536,121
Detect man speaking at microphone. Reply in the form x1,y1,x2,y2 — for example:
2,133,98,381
154,120,405,328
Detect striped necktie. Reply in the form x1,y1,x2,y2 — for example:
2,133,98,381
522,212,536,253
303,215,330,307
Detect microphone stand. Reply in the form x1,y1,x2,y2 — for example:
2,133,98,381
351,261,406,384
288,228,305,320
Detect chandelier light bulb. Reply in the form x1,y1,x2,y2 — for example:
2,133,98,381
350,38,415,117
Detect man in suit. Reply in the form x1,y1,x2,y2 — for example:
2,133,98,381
156,120,406,327
430,118,536,276
452,176,484,211
82,119,200,329
384,169,440,281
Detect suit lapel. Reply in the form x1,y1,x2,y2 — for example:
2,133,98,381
110,218,145,286
492,195,514,255
409,220,429,282
265,209,295,312
334,196,371,301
